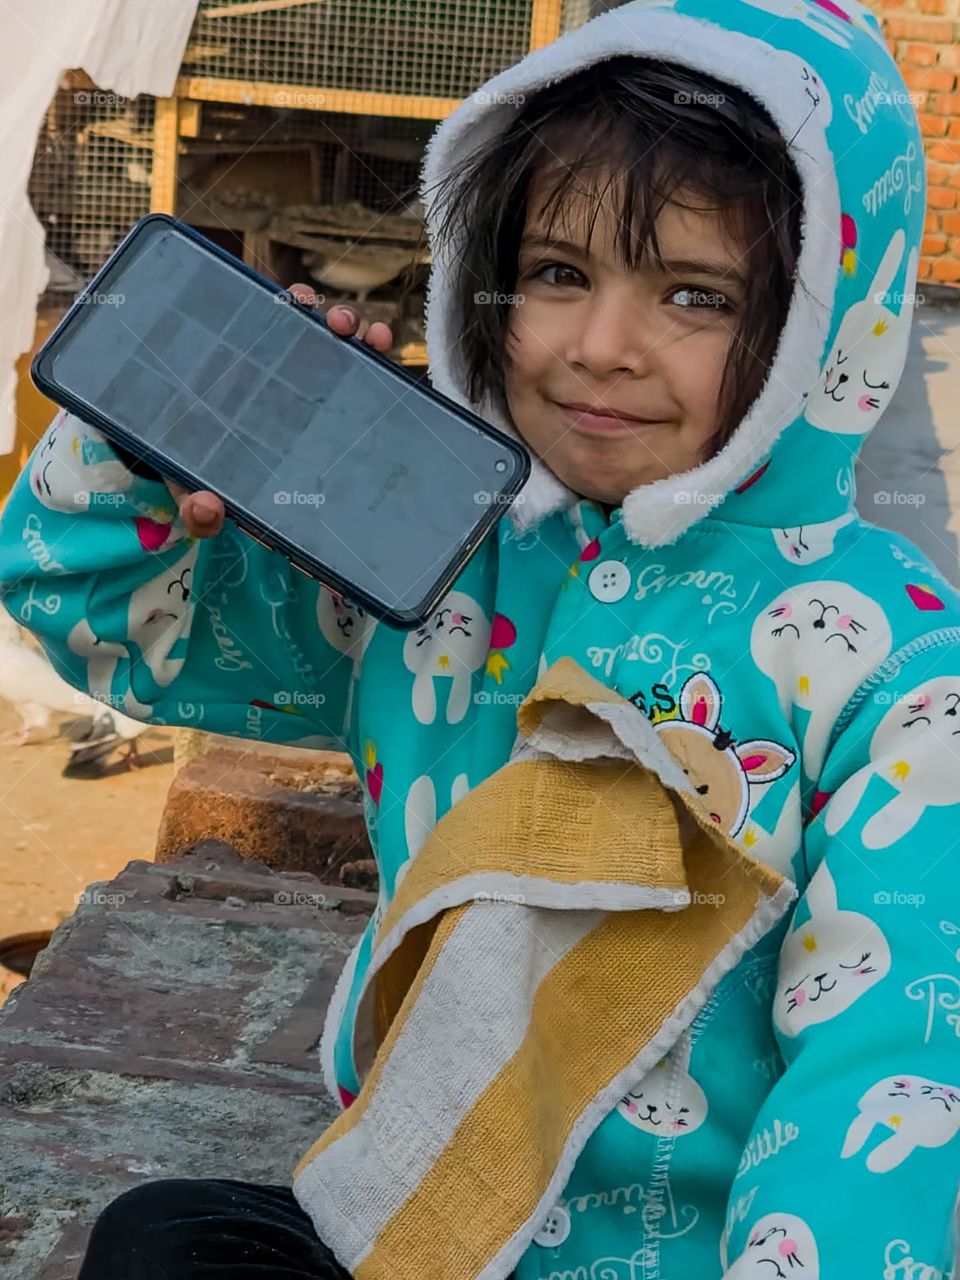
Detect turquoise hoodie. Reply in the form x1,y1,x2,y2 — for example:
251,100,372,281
3,1,960,1275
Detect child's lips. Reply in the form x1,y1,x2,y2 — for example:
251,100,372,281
555,401,667,435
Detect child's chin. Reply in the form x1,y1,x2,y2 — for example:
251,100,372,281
558,451,662,502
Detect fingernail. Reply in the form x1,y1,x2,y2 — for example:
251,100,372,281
193,497,218,523
340,307,358,324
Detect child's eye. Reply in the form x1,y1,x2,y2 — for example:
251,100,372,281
531,261,586,288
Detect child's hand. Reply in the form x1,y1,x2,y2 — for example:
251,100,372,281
163,289,394,539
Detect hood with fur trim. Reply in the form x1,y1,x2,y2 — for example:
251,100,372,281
420,0,923,549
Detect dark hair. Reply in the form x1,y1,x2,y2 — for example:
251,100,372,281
425,56,805,461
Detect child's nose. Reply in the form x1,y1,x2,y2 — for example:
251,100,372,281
566,295,658,378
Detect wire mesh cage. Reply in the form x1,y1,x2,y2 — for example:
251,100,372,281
26,1,620,352
29,82,156,310
182,0,541,102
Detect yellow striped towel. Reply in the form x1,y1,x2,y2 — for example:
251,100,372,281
292,656,797,1280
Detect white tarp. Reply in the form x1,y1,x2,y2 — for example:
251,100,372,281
0,0,200,453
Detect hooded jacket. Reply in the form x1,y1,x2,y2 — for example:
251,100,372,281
2,0,960,1275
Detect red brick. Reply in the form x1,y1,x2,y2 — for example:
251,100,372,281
925,209,942,232
922,233,948,253
931,256,960,281
920,111,949,135
928,138,960,160
932,90,960,114
903,41,939,65
919,0,947,14
919,253,937,278
942,211,960,234
928,185,957,207
938,44,960,72
948,170,960,188
884,17,954,39
926,159,952,184
903,65,956,91
948,118,960,140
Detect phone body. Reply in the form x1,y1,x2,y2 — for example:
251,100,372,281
31,214,530,629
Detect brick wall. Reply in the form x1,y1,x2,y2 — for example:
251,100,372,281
877,0,960,285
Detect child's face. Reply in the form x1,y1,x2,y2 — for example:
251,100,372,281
504,168,747,504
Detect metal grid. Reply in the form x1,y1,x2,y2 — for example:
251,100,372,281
29,83,156,309
182,0,539,101
178,103,429,218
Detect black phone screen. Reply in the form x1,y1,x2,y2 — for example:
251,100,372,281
37,217,529,626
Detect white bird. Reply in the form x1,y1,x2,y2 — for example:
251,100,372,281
0,609,149,771
301,239,420,302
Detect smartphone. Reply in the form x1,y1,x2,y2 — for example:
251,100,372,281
31,214,530,629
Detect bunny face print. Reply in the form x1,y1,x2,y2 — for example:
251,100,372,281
725,1212,819,1278
317,589,375,663
824,675,960,850
30,412,134,513
654,672,795,838
841,1074,960,1173
402,591,491,725
804,230,918,437
616,1043,708,1137
127,543,199,686
774,860,890,1037
751,582,892,780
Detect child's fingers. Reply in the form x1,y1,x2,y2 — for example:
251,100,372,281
181,491,225,537
163,478,224,537
323,301,394,352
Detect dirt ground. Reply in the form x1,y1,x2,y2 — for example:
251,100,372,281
0,699,175,941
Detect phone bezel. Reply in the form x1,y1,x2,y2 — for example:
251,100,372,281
31,212,532,630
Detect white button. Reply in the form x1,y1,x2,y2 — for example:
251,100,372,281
533,1204,571,1247
588,560,631,603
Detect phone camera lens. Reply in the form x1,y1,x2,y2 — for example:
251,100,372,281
494,459,507,473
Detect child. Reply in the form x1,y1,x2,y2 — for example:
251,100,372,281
3,0,959,1275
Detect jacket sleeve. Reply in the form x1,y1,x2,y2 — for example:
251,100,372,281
721,637,960,1278
0,410,370,753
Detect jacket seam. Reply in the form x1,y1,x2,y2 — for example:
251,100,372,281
826,627,960,752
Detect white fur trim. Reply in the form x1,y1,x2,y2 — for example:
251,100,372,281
420,7,839,547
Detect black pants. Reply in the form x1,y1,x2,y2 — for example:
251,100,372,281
76,1178,353,1278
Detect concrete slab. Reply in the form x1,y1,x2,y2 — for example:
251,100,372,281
0,841,374,1280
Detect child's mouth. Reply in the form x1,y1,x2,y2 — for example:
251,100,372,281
555,401,666,436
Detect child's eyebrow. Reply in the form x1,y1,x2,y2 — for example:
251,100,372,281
521,235,744,287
